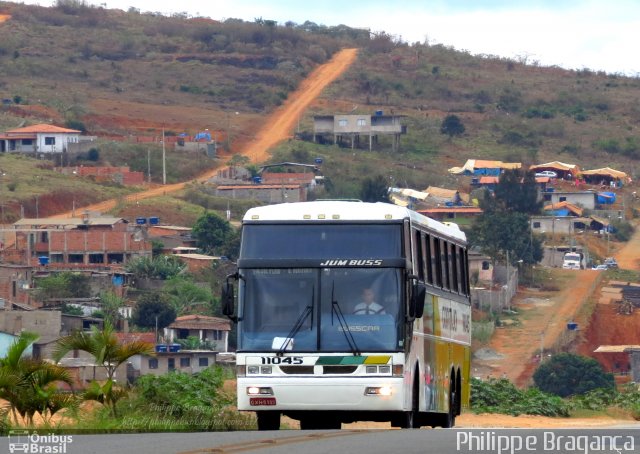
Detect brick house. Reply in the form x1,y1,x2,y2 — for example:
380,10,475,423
3,215,152,269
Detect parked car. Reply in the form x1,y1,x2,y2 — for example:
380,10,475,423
603,257,618,269
535,170,558,178
592,264,608,270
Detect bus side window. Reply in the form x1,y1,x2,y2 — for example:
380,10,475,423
463,249,470,296
425,233,433,285
440,238,449,290
414,229,424,280
451,244,459,293
458,247,467,295
433,236,442,288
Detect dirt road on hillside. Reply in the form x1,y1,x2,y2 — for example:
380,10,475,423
54,48,358,218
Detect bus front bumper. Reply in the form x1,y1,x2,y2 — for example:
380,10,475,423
237,376,406,412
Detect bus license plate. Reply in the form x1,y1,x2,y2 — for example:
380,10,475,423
250,397,276,406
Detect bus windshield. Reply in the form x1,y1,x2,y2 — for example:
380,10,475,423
240,224,402,259
238,268,403,352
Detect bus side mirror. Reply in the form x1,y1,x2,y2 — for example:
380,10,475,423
410,282,426,319
221,273,238,322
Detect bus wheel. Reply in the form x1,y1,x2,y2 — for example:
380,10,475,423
400,378,419,429
256,411,281,430
441,387,456,428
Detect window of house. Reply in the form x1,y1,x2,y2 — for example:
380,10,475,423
544,194,552,201
50,254,64,263
533,222,541,229
168,358,175,371
212,330,223,341
148,358,158,369
357,118,366,126
482,261,490,270
89,253,105,264
68,254,84,264
338,119,347,127
559,196,567,202
44,137,55,145
199,357,209,367
22,139,33,146
180,357,190,368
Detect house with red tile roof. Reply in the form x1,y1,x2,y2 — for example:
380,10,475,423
0,123,81,153
165,315,232,352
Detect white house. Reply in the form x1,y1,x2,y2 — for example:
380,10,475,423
0,123,81,154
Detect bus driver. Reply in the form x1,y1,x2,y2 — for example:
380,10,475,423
353,287,386,315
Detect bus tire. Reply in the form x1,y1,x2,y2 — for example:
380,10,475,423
256,411,281,430
400,374,420,429
440,386,456,428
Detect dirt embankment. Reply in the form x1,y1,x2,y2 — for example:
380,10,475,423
54,48,358,218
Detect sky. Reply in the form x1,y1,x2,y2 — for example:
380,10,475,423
17,0,640,75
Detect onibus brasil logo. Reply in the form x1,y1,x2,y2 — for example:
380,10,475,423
8,430,73,453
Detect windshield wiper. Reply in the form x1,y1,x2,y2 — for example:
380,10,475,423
278,287,314,355
331,282,360,356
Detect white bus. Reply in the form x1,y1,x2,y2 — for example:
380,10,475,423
222,201,471,430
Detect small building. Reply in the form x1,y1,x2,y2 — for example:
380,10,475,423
215,184,306,203
138,349,219,377
417,206,483,224
165,315,232,353
0,124,81,154
540,191,596,210
3,215,152,269
313,113,406,152
172,247,220,273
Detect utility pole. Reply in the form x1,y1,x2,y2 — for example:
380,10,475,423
162,127,166,185
147,148,151,184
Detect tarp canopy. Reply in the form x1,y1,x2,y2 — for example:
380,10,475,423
529,161,579,172
580,167,627,179
543,201,584,216
448,159,521,175
423,186,470,203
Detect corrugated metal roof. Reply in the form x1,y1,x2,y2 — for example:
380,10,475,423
594,345,640,353
169,315,231,331
13,217,124,227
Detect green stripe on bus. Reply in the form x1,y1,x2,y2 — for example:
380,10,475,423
316,355,391,365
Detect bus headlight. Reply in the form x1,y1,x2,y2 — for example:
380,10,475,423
260,366,273,374
366,366,377,374
379,366,391,374
247,387,273,396
365,386,392,396
247,366,259,375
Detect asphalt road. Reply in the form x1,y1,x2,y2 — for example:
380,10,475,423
4,428,639,454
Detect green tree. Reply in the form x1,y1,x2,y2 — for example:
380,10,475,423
98,291,124,327
359,175,390,203
163,276,214,315
469,211,543,266
53,322,154,417
34,271,91,301
125,255,186,280
440,114,465,139
131,292,177,329
0,332,76,425
533,353,614,397
489,169,543,215
192,212,234,255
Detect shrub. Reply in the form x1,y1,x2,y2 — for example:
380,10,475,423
533,353,614,397
471,377,570,417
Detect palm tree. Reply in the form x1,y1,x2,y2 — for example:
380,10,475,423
53,321,155,416
0,331,75,426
